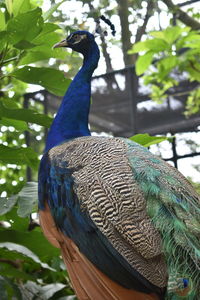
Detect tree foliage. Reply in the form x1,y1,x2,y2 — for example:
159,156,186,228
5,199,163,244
0,1,74,298
129,6,200,116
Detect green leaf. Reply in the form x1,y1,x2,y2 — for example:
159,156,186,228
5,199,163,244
23,281,66,299
31,27,61,47
1,98,20,109
0,277,8,300
19,48,65,64
145,39,169,51
163,26,189,44
0,263,32,280
0,207,29,231
157,56,179,80
0,145,39,169
13,66,71,96
129,133,172,147
0,101,52,128
186,65,200,81
183,32,200,43
0,242,55,270
19,24,66,64
0,195,18,216
0,10,6,30
163,27,180,44
17,182,38,217
129,40,151,53
0,229,60,259
183,40,200,49
135,51,154,75
14,40,36,50
150,26,190,44
0,276,22,300
5,0,13,15
176,32,200,50
0,31,7,52
19,32,67,65
0,117,28,131
129,38,169,54
185,88,200,116
33,22,61,37
39,283,66,299
6,7,43,45
33,31,64,48
158,56,179,72
43,0,65,21
12,0,31,16
150,31,165,40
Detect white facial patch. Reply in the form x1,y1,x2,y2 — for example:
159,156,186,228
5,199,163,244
68,34,87,45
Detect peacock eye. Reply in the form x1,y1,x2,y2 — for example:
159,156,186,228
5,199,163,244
73,35,79,40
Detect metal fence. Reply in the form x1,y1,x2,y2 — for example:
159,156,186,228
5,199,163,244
24,63,200,169
90,66,200,168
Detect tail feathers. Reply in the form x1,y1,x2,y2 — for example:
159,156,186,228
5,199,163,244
39,202,160,300
60,237,160,300
151,200,200,299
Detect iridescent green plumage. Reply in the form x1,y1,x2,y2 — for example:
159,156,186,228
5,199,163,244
126,139,200,299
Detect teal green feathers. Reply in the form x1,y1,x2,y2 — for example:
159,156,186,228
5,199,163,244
126,138,200,299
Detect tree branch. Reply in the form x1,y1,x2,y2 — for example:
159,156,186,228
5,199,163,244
135,0,154,43
0,258,22,268
100,34,113,72
117,0,133,66
131,0,154,64
162,0,200,30
87,2,114,71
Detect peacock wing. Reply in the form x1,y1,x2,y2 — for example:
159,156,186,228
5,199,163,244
68,137,168,285
39,136,168,297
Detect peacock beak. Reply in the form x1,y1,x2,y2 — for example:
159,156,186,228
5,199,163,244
53,39,68,48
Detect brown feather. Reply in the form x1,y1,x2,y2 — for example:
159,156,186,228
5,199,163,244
39,202,160,300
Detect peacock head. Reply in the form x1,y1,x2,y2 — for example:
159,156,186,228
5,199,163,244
53,16,115,56
53,31,95,55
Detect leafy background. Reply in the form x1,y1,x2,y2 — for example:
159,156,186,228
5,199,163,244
0,0,199,299
0,1,75,298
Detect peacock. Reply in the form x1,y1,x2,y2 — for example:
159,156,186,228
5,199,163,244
38,16,200,300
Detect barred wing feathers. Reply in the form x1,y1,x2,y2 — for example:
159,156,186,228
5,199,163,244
39,136,200,299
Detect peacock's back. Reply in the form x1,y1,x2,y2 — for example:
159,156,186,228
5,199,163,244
39,136,200,299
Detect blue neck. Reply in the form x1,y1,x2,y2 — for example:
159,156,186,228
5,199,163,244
45,41,100,152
